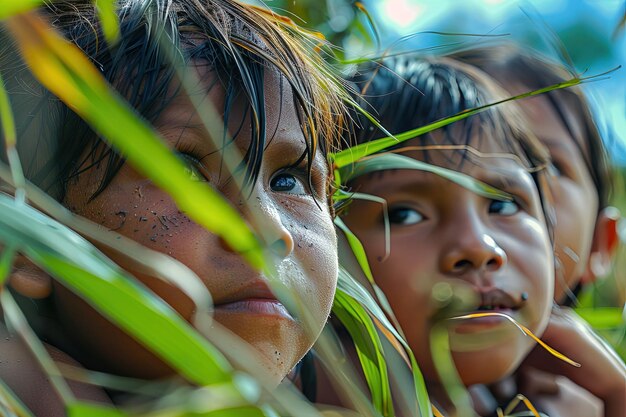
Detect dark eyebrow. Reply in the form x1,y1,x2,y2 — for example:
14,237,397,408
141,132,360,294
478,168,536,200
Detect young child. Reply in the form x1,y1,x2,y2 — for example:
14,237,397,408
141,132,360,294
338,55,552,415
451,44,625,417
0,0,348,414
338,55,612,416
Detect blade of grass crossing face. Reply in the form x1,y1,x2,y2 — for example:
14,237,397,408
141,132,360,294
341,153,513,201
429,323,473,417
29,252,234,383
6,12,264,269
0,379,34,417
0,162,214,332
0,194,232,384
330,73,608,168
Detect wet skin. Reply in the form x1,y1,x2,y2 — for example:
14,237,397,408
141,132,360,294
55,69,338,385
342,133,553,387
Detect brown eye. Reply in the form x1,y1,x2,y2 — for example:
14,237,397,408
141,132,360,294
270,173,307,195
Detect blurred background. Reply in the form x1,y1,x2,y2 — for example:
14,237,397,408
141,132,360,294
265,0,625,163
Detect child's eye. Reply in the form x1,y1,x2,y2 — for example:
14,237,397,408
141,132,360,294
270,172,307,195
388,207,423,225
177,153,204,181
488,200,519,216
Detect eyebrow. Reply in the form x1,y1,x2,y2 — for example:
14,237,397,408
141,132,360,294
478,168,537,199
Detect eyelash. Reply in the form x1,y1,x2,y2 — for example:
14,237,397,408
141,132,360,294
273,164,325,197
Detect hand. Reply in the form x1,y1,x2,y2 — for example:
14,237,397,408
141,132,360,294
518,306,626,417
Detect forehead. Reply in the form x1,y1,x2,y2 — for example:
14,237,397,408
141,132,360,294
153,66,306,151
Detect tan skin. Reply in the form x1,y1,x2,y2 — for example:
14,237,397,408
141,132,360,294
482,90,625,417
342,130,554,415
4,69,338,413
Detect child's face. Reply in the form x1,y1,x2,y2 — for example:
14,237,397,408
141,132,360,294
343,129,553,386
57,70,338,384
514,93,599,302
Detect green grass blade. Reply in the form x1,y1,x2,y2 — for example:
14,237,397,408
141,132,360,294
429,323,473,417
340,153,512,201
0,379,34,417
0,162,215,330
0,72,26,203
0,243,16,286
330,71,613,168
0,194,232,385
95,0,121,44
1,291,75,405
0,72,15,148
337,268,432,417
333,288,393,417
0,0,44,19
6,12,264,269
335,218,375,283
67,403,126,417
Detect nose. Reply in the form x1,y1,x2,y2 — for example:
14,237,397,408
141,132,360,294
218,188,295,260
440,217,507,279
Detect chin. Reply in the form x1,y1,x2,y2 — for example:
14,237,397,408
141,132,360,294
216,314,313,385
452,346,524,386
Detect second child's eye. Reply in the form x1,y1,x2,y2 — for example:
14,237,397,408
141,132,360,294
389,207,423,225
489,200,519,216
270,173,307,195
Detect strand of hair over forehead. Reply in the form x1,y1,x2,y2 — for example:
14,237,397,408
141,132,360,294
149,0,348,189
49,0,348,196
354,56,534,165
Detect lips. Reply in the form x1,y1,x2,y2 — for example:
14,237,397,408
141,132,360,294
446,287,526,333
213,281,294,320
476,288,522,311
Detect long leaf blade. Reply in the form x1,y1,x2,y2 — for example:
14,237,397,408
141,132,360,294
6,12,264,269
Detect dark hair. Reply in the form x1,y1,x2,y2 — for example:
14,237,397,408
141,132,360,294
350,55,546,162
346,56,551,216
1,0,347,201
450,42,613,210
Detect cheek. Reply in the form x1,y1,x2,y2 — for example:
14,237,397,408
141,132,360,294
505,217,553,330
551,181,597,284
281,199,338,323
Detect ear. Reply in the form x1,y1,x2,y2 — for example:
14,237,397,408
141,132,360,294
581,206,620,284
8,255,52,299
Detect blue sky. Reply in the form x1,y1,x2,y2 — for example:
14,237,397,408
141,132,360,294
359,0,626,164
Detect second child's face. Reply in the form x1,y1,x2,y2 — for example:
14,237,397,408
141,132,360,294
343,131,553,386
58,70,338,384
513,92,598,303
